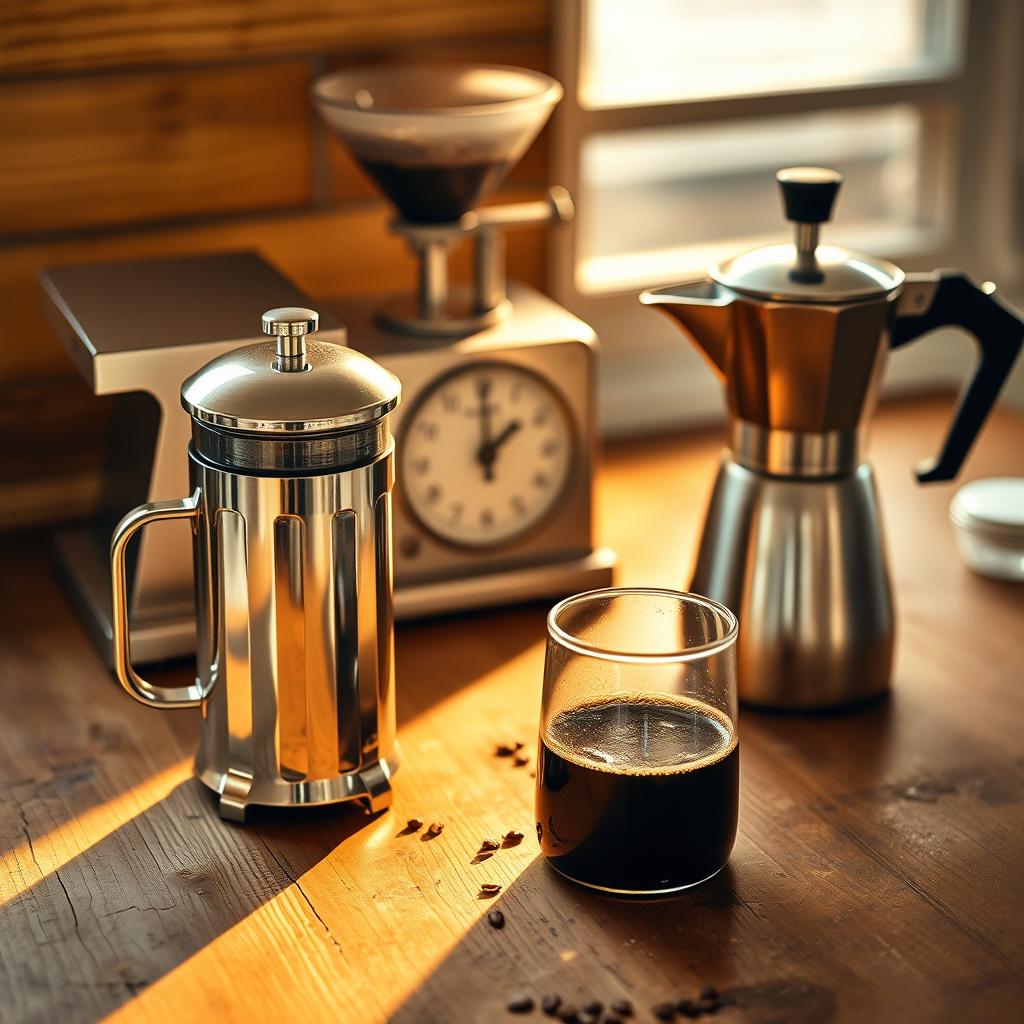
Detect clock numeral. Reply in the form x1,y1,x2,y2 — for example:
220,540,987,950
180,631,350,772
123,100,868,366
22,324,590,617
442,391,460,413
480,508,495,529
448,502,464,525
510,495,527,518
533,407,549,428
540,438,560,458
425,484,441,504
533,471,550,490
411,456,430,475
419,421,439,441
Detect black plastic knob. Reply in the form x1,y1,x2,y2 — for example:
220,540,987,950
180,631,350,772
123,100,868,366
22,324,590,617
777,167,842,224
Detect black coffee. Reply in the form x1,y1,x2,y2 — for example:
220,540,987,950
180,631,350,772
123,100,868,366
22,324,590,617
357,158,510,223
536,696,738,893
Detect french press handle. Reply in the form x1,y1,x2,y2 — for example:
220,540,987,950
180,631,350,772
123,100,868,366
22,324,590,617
891,271,1023,483
110,490,215,708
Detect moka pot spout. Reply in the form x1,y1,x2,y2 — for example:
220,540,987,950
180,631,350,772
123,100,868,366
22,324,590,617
639,280,734,379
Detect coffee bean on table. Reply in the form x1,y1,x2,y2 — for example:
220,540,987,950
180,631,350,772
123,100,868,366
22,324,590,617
583,1002,603,1015
652,1002,676,1021
405,818,423,831
426,821,444,836
513,754,530,766
479,882,502,897
502,830,525,846
557,1004,579,1023
675,998,700,1019
610,999,633,1017
507,994,534,1013
480,838,501,851
541,993,562,1015
486,909,505,929
495,743,517,757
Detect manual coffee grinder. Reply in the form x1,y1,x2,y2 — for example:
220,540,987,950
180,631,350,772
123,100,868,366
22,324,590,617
643,167,1023,710
312,64,614,619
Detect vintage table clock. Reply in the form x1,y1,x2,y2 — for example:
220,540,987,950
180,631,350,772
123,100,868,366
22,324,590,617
313,63,615,616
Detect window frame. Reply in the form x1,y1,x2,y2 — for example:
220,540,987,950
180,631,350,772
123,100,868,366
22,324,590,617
548,0,1024,434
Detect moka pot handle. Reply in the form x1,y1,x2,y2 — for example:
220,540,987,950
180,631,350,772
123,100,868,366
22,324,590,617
110,489,214,708
891,271,1023,483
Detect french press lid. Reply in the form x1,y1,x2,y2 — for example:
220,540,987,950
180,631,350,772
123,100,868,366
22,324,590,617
182,308,401,473
182,308,401,434
711,168,905,304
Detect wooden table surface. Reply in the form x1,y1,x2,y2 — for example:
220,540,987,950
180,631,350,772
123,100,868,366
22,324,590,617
1,395,1023,1024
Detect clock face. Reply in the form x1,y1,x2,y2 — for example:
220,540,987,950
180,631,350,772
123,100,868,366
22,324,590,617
400,362,575,548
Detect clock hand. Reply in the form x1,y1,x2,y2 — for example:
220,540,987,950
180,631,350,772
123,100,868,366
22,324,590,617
473,377,496,481
487,419,522,453
477,419,522,481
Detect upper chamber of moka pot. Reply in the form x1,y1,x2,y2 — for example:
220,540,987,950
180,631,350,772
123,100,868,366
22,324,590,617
641,168,906,439
311,63,563,224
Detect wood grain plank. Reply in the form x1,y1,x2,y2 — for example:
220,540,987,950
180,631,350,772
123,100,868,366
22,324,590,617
0,0,549,76
0,63,313,235
0,397,1022,1023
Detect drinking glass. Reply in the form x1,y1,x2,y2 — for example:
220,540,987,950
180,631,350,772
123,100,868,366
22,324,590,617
535,587,739,895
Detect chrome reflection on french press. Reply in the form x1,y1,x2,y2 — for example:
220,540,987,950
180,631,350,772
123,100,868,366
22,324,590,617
110,308,402,821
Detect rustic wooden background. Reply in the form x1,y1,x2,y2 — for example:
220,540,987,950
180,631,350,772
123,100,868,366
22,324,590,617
0,0,551,531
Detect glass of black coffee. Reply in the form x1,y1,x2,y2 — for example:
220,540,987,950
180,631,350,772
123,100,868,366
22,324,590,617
536,588,739,895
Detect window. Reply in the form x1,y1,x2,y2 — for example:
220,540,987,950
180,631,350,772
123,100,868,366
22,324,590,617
550,0,1022,433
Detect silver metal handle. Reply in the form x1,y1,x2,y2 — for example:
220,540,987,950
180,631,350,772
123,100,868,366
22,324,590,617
110,490,212,708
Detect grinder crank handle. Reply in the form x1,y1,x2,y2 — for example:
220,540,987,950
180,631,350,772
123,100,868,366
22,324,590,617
110,490,214,708
891,271,1023,483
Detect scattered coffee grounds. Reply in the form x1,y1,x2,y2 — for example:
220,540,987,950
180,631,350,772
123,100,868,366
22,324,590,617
699,987,718,1001
557,1004,578,1022
513,754,530,767
479,882,502,897
676,998,700,1018
426,821,444,837
502,830,525,847
487,909,505,929
473,852,494,864
480,838,501,851
583,1002,603,1015
610,999,633,1017
495,743,517,757
653,1002,676,1021
405,818,423,832
541,993,562,1015
506,994,534,1014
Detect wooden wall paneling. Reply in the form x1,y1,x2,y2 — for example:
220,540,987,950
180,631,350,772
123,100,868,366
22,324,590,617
0,196,548,380
0,1,549,76
0,63,315,236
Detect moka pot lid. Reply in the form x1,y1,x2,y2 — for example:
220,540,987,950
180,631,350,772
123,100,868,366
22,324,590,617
712,167,905,304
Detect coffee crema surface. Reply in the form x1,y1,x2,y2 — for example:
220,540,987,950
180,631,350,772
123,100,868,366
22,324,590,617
536,695,739,893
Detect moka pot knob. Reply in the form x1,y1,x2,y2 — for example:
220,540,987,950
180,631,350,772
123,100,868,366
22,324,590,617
776,167,843,224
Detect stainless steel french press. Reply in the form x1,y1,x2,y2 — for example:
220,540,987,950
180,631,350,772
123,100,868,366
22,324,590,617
110,308,402,821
